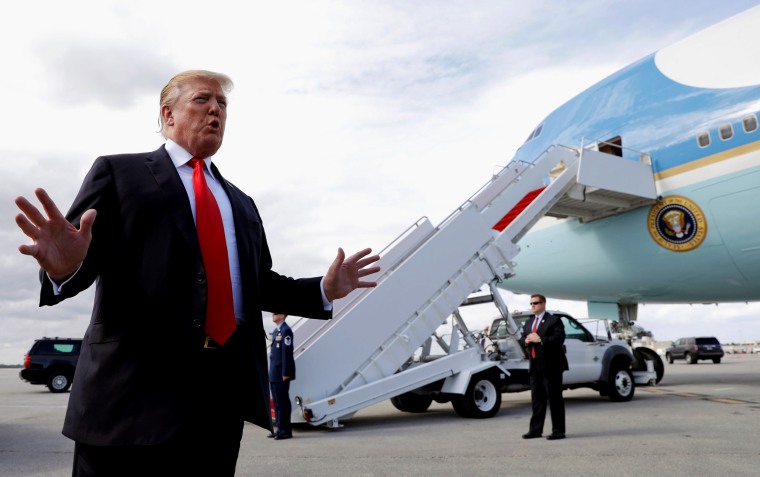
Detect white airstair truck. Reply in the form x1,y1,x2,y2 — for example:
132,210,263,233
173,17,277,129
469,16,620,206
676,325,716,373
287,143,659,427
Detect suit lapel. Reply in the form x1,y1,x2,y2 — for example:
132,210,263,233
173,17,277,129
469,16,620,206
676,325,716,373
537,313,554,335
144,146,200,253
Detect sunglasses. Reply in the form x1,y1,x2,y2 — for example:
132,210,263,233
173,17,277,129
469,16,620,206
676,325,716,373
530,301,543,305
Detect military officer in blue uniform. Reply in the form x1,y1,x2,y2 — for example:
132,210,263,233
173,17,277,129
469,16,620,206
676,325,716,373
269,313,295,440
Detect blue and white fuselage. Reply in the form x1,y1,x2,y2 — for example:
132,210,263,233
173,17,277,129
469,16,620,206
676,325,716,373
501,6,760,305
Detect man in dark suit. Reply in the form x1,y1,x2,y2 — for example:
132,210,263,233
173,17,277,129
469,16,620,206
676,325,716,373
13,70,380,476
268,313,295,440
520,294,569,440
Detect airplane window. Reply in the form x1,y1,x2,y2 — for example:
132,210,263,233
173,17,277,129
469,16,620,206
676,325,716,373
697,132,710,148
719,124,734,141
524,123,544,144
743,115,758,133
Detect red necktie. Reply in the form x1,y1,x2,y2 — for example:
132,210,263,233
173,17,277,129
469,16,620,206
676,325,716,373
190,158,236,345
531,316,539,358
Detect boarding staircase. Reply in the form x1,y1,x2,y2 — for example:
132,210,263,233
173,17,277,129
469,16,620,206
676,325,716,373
288,144,657,426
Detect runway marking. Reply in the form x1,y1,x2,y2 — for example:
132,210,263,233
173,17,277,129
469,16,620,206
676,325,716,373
640,387,757,405
709,398,750,405
641,387,670,394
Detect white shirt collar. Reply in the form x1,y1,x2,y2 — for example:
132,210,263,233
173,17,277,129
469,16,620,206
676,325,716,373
165,139,215,170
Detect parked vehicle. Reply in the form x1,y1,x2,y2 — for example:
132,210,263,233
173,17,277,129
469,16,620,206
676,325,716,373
665,337,724,364
19,337,82,392
488,310,651,402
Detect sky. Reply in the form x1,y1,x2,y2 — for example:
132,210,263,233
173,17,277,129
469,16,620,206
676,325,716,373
2,0,760,364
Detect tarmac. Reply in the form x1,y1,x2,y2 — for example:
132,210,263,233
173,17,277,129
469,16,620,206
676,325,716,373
1,354,759,476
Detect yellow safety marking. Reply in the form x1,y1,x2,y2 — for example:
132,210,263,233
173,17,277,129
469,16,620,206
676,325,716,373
640,387,755,405
708,398,751,405
671,392,701,398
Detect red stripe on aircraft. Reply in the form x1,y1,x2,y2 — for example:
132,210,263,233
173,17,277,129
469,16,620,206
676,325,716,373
492,186,546,232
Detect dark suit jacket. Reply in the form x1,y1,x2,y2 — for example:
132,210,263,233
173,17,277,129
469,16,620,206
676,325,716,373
40,146,330,446
268,322,295,382
521,312,569,374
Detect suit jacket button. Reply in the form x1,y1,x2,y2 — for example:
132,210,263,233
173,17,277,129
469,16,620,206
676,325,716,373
192,319,203,329
196,272,206,284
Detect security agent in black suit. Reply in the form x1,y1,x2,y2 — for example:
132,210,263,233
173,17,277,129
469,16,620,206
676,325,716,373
520,294,569,440
268,313,295,440
13,70,380,476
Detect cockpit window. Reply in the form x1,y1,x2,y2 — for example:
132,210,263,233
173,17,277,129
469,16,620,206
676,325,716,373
524,123,544,143
697,131,711,148
719,124,734,141
742,114,758,133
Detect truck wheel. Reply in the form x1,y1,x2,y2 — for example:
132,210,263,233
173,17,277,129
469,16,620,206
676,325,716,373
686,352,697,364
607,362,635,402
390,392,433,413
452,373,501,418
666,353,673,364
47,373,72,393
712,358,721,364
632,347,664,384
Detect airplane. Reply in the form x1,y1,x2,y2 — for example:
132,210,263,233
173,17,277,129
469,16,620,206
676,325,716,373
495,5,760,325
285,6,760,425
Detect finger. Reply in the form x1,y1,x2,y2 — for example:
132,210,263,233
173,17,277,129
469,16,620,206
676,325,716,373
15,212,41,240
344,247,372,264
34,188,67,222
355,254,380,269
332,247,346,266
78,209,98,236
18,243,38,257
14,195,48,228
357,266,381,277
356,280,378,288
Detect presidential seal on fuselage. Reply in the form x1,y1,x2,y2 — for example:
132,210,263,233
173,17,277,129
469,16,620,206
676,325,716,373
647,195,707,252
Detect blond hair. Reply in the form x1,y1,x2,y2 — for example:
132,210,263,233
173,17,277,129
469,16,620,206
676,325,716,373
158,70,234,137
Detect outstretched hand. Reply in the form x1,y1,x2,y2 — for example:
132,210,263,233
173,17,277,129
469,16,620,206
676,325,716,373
322,247,381,302
14,188,96,282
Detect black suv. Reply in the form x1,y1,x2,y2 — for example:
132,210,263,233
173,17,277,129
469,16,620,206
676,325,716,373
19,337,82,392
665,336,724,364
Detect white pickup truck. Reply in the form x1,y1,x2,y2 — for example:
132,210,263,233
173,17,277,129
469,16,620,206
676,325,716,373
487,310,659,401
389,302,661,419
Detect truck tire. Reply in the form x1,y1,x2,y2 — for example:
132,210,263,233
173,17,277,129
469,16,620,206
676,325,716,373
390,392,433,413
666,352,674,364
451,372,501,418
607,361,635,402
632,347,664,384
686,352,697,364
47,372,72,393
